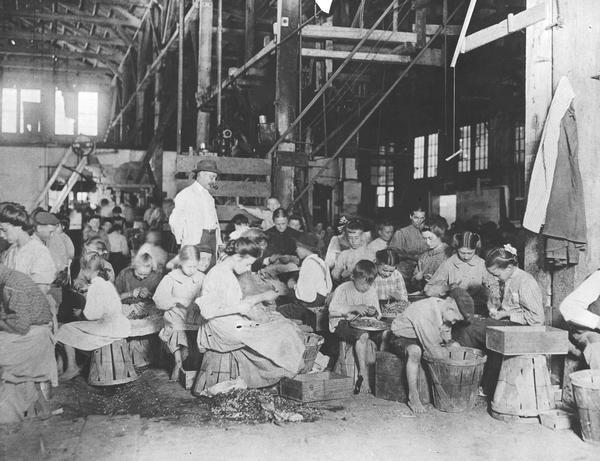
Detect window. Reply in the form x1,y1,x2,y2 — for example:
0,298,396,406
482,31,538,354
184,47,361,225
413,135,425,179
1,88,17,133
474,122,488,170
414,132,439,179
20,89,41,133
514,123,525,165
55,89,75,135
371,158,394,208
427,133,438,178
458,125,471,172
78,91,98,136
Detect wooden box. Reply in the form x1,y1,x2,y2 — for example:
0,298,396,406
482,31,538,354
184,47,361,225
179,368,198,390
280,371,353,402
486,326,569,355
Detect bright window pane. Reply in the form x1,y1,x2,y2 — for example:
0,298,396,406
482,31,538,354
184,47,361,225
377,186,386,208
427,133,438,177
515,123,525,165
388,186,394,208
55,89,75,135
458,125,471,172
1,88,17,133
20,89,41,133
413,136,425,179
474,122,488,170
78,91,98,136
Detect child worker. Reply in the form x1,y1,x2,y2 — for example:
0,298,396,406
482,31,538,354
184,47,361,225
329,260,382,394
154,245,206,380
56,253,131,380
331,219,375,284
115,252,162,319
389,287,475,414
374,249,409,317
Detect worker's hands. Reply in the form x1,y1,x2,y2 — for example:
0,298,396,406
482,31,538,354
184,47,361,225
414,271,424,281
351,304,377,317
341,269,352,280
388,290,406,302
133,287,151,299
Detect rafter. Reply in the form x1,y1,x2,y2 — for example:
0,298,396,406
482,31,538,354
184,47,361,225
2,10,141,28
0,44,120,63
0,30,125,47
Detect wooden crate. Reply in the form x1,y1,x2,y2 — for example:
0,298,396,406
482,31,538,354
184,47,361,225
485,325,569,356
179,368,198,390
280,371,353,403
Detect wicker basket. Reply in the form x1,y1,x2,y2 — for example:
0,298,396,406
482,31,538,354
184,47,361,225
300,333,324,374
423,346,487,412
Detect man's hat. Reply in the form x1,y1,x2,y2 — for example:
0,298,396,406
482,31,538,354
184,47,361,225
33,211,59,226
448,287,475,323
192,158,221,175
296,233,319,254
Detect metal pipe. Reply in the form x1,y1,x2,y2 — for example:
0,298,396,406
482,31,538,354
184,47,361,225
177,0,184,154
291,0,467,207
265,0,401,161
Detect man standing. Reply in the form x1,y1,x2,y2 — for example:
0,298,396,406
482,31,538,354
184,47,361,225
390,206,428,257
169,159,222,262
390,206,428,287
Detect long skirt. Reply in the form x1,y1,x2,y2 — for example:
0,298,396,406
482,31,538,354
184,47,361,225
159,304,202,355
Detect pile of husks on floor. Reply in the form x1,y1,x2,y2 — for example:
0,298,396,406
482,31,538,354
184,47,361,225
199,390,322,423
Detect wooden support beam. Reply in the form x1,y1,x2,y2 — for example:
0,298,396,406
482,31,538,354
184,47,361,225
0,61,112,76
104,0,201,141
463,3,547,53
0,30,125,47
2,10,141,28
301,48,443,66
302,25,417,44
0,45,120,62
196,0,214,147
245,0,256,61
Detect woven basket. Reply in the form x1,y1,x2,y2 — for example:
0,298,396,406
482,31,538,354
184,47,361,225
423,346,487,412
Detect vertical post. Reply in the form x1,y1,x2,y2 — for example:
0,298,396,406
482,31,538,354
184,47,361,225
524,0,553,303
177,0,184,154
273,0,301,207
245,0,256,62
217,0,223,126
196,0,213,148
153,71,163,199
393,0,399,32
415,5,427,48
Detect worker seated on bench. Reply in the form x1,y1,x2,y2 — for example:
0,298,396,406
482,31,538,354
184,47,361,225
0,263,57,423
56,253,131,381
560,269,600,370
389,288,474,414
329,260,382,394
277,233,332,324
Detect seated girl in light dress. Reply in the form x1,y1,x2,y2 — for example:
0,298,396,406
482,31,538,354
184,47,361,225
154,245,206,379
56,253,131,381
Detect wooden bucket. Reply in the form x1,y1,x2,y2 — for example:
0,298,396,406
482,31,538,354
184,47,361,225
492,355,554,418
570,369,600,445
128,335,157,368
423,347,487,413
191,350,240,396
88,339,139,386
375,351,430,404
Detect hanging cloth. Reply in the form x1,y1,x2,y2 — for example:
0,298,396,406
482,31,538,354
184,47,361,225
542,104,587,267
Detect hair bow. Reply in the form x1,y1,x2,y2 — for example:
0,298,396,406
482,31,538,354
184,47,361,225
503,243,517,256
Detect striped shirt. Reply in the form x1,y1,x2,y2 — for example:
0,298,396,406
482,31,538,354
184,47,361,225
416,243,451,279
501,267,545,325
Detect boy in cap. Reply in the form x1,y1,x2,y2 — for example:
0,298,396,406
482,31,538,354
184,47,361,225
390,287,474,413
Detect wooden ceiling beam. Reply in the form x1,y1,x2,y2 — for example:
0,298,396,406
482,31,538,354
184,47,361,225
0,45,120,62
0,30,123,47
2,10,141,28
